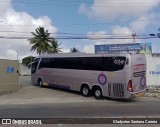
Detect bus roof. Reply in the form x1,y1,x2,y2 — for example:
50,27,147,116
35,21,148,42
36,53,135,58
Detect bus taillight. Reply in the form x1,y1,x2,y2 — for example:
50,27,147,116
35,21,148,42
127,80,133,92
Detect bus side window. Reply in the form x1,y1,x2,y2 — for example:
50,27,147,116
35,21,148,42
49,58,56,68
38,58,50,69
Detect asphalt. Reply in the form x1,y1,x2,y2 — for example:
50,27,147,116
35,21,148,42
0,76,159,105
0,76,160,127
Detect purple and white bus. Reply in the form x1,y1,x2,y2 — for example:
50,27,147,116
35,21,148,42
31,53,146,99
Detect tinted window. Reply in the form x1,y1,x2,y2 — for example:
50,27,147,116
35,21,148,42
37,57,126,71
103,57,126,71
51,58,83,69
50,57,103,71
39,58,51,69
80,57,103,70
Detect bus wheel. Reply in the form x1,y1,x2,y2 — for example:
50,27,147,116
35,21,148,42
38,79,44,88
94,87,102,99
81,85,91,97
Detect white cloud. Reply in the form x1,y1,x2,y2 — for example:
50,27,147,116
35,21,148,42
0,0,11,15
6,49,17,59
82,26,138,53
86,27,134,44
0,1,57,60
82,44,94,53
79,0,160,21
61,48,70,53
129,13,159,33
87,31,108,40
112,26,132,35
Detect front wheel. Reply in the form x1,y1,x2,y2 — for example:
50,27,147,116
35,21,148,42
94,87,102,99
38,79,44,88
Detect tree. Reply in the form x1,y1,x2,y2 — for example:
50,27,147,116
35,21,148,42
28,26,61,55
70,47,80,53
49,40,62,53
22,56,35,66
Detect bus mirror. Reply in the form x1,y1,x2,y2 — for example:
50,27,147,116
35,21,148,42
28,62,34,69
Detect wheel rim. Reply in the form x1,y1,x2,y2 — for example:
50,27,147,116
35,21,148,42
95,90,101,97
83,87,88,95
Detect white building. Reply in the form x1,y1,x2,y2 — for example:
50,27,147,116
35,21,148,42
145,54,160,86
20,64,31,75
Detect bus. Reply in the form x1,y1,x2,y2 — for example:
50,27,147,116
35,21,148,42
31,53,146,99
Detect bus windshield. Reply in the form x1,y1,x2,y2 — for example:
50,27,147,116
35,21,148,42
31,58,40,74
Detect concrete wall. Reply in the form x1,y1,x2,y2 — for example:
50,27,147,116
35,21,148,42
20,64,31,76
145,54,160,86
0,59,19,93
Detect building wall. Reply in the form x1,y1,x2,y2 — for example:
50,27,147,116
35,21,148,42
145,54,160,86
0,59,19,93
20,64,31,76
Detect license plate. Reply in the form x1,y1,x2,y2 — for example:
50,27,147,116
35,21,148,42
135,91,144,97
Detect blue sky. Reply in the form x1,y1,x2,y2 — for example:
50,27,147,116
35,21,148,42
0,0,160,60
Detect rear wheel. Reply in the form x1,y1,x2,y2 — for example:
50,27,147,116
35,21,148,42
81,85,91,97
93,87,102,99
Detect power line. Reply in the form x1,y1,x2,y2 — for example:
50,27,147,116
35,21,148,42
0,18,159,27
0,30,159,38
0,35,158,40
0,30,157,37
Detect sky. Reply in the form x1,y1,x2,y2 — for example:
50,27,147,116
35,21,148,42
0,0,160,61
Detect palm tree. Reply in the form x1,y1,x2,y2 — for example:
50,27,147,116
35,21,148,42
28,26,55,55
70,47,80,53
49,40,62,53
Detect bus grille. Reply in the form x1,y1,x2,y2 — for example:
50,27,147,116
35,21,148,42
133,71,145,77
112,83,124,97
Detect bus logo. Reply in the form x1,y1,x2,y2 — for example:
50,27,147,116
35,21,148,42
140,76,146,88
98,73,107,85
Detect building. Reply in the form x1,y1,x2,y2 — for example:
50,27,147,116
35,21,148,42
0,59,19,93
145,54,160,86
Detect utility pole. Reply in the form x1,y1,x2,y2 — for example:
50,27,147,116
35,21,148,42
132,33,136,43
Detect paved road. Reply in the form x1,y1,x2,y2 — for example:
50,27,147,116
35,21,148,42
0,98,160,118
0,99,160,126
0,76,160,126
